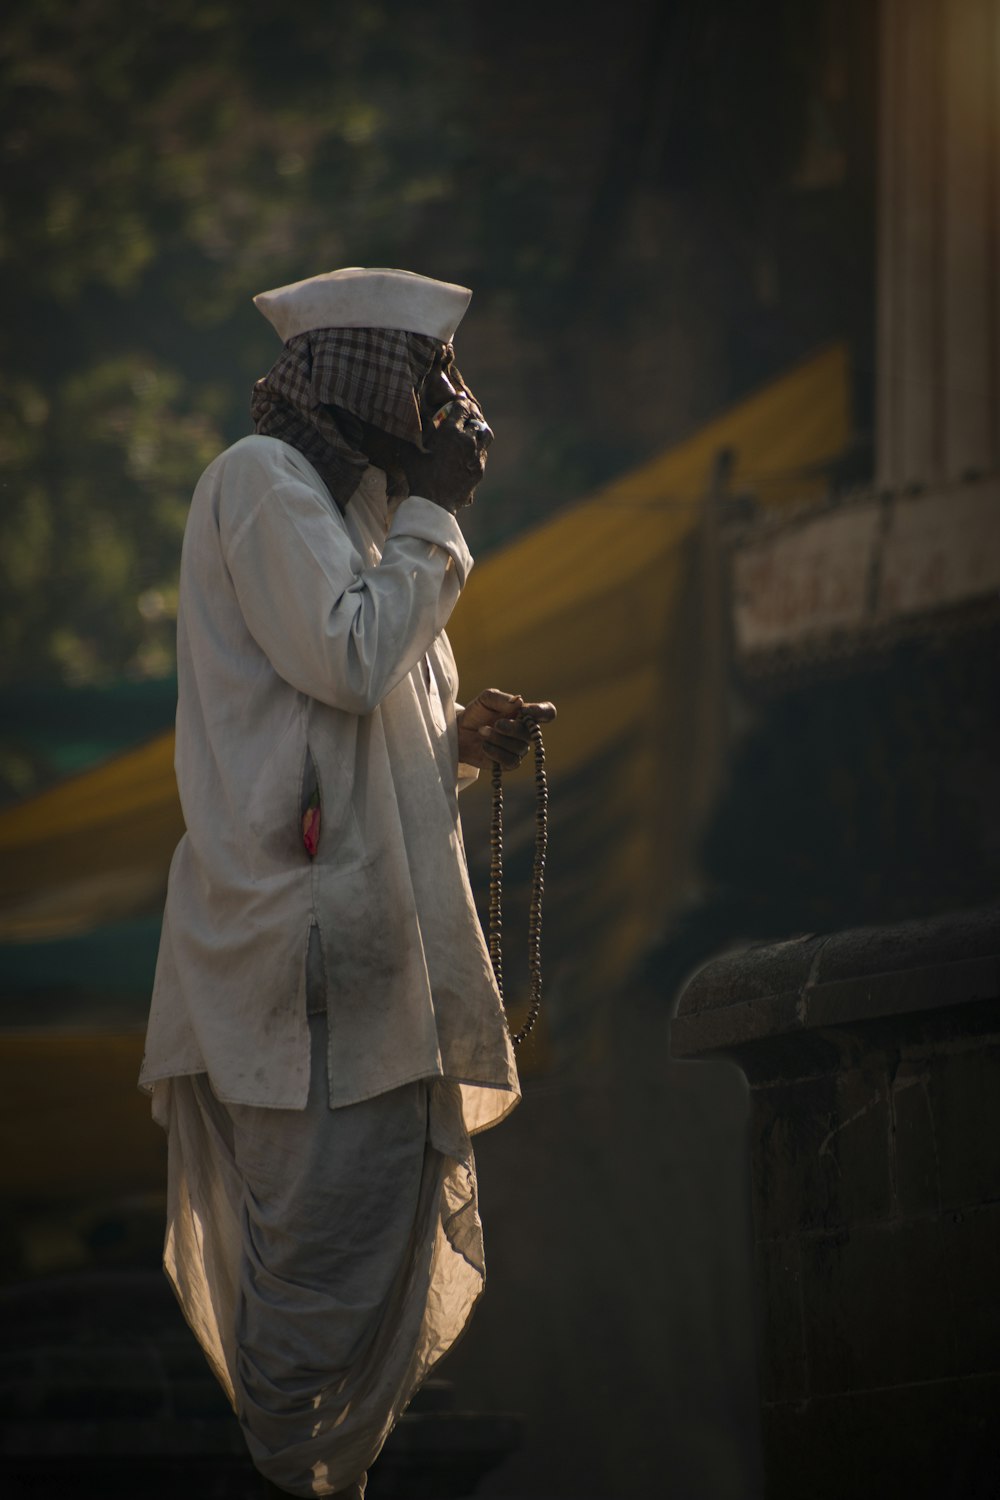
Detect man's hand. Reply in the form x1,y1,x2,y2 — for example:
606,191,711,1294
401,397,492,513
457,689,557,770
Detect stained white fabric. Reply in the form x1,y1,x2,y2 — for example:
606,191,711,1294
153,1013,486,1498
140,435,518,1122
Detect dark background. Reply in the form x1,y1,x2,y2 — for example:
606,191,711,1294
3,4,997,1497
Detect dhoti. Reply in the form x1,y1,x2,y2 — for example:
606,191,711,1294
151,1013,488,1497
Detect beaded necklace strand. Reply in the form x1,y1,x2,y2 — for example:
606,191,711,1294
487,717,548,1047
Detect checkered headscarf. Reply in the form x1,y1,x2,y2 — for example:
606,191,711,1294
250,327,442,507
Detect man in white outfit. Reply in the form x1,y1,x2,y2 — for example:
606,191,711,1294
139,268,554,1498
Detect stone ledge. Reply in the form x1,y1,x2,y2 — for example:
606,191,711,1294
671,905,1000,1066
759,1370,1000,1500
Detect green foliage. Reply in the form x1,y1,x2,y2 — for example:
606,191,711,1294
0,0,473,335
0,0,849,688
0,359,221,683
0,0,475,686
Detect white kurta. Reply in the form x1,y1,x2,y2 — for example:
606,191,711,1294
140,434,518,1130
142,433,521,1495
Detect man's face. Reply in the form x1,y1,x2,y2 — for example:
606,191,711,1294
418,344,494,454
354,341,494,509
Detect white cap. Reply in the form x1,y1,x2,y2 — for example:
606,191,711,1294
253,267,472,344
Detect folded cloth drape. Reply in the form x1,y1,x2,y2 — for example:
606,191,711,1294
250,327,440,508
152,1012,486,1498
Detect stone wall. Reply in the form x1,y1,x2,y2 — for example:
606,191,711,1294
672,906,1000,1499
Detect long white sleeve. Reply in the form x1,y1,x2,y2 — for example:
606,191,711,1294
220,448,472,713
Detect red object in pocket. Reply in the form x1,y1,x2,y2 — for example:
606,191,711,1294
302,798,321,857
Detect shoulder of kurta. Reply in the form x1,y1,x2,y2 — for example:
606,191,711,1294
208,435,347,555
214,434,331,495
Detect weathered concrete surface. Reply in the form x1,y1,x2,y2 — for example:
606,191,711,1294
672,905,1000,1500
673,906,1000,1075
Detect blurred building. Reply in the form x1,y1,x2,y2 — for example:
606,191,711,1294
674,4,1000,1496
707,0,999,940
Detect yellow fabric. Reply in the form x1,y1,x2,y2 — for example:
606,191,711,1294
451,343,850,1032
0,345,849,997
454,341,849,766
0,733,184,941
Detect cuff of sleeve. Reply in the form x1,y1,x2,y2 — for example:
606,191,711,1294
389,496,474,586
457,762,480,793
